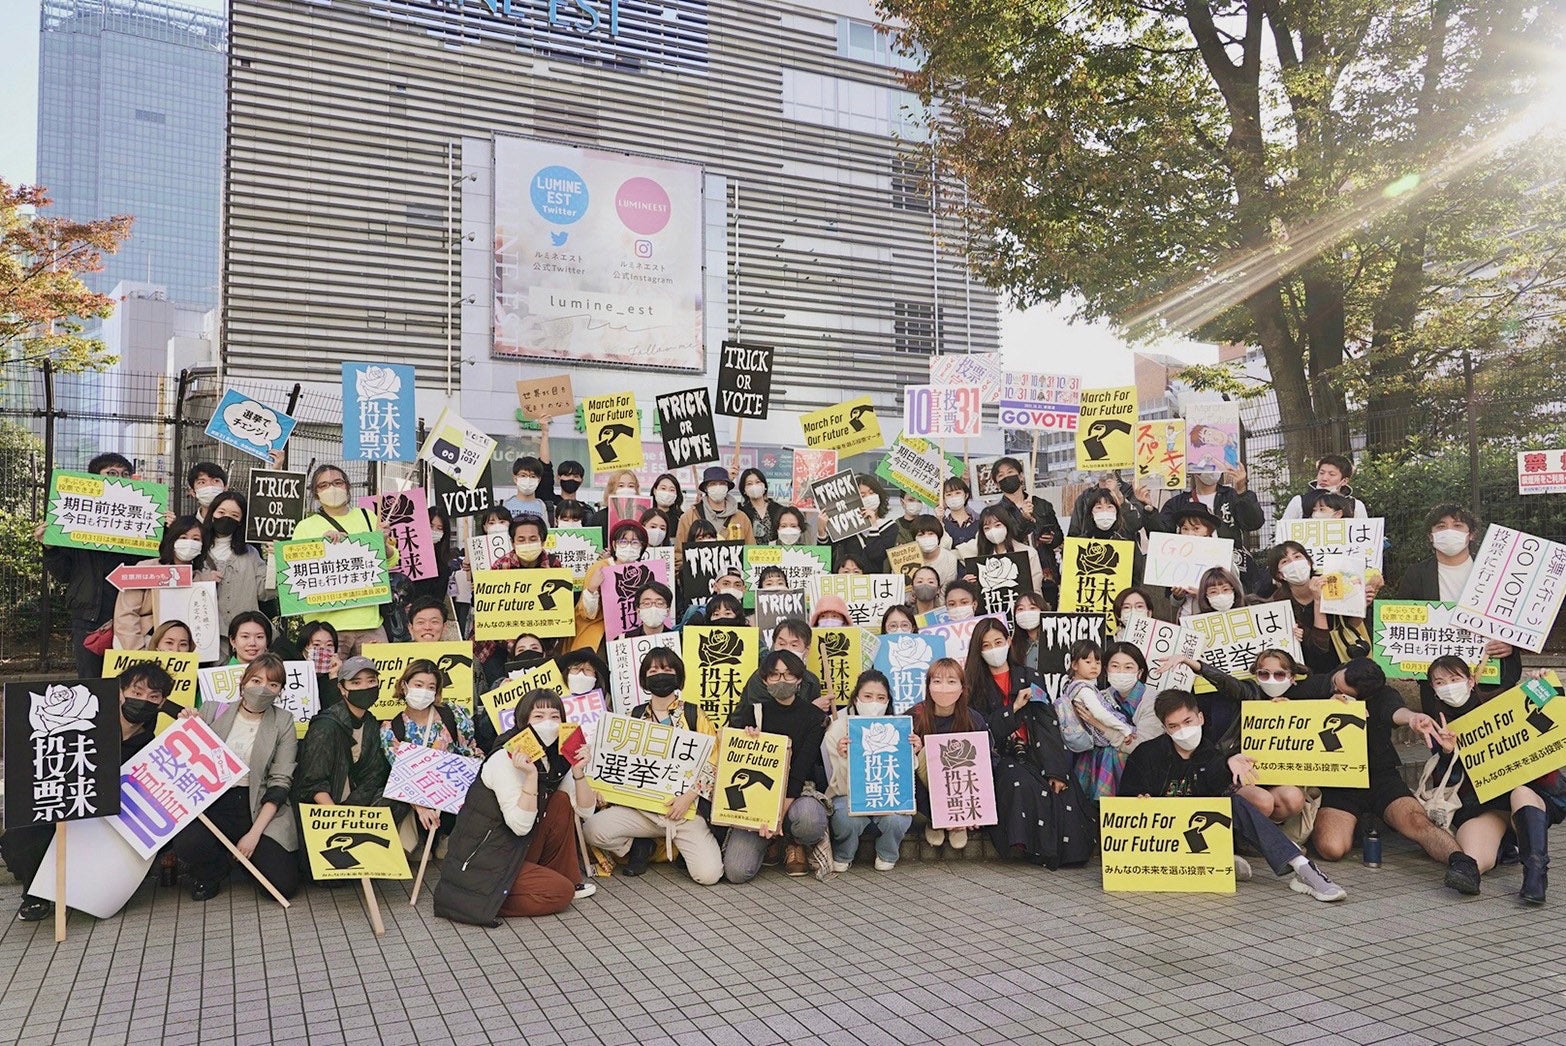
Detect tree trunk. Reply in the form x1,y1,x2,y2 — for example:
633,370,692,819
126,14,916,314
1303,266,1348,448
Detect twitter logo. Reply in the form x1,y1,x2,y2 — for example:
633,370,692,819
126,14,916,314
550,232,569,246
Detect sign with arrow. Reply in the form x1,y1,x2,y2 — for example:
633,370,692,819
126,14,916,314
108,564,192,592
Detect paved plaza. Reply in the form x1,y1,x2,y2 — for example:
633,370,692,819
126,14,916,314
0,835,1558,1046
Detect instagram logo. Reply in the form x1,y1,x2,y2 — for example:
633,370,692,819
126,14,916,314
634,239,653,258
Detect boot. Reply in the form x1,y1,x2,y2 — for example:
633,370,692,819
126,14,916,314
620,837,654,877
1516,805,1549,905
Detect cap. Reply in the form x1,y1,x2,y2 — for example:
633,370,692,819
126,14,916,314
338,655,379,682
700,466,731,489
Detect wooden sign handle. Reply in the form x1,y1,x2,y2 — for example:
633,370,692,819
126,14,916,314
54,823,67,943
409,827,438,906
195,812,291,909
361,877,385,936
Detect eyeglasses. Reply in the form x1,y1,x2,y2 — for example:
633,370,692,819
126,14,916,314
315,479,348,490
1255,671,1293,682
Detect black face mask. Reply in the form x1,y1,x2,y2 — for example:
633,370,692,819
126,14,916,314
559,478,582,494
997,475,1023,495
121,698,161,726
343,685,379,711
644,673,680,697
211,516,240,537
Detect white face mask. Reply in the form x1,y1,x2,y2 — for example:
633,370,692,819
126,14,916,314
745,483,766,499
705,484,731,504
1432,529,1469,556
861,493,881,512
1092,510,1118,531
515,478,538,496
981,645,1009,668
1280,560,1312,585
318,485,349,508
903,500,921,518
1434,681,1471,707
644,526,667,546
1311,510,1337,519
947,604,975,621
614,543,642,563
530,718,561,746
1120,606,1149,622
1207,591,1235,611
639,605,667,629
485,522,509,536
1257,676,1294,698
654,488,678,508
194,484,223,506
405,686,436,710
514,541,542,562
857,699,889,717
1107,672,1139,694
173,538,203,562
1014,608,1041,631
430,529,444,543
777,527,801,546
1169,723,1203,751
945,494,967,511
613,485,638,497
983,526,1009,546
916,535,940,553
567,671,597,695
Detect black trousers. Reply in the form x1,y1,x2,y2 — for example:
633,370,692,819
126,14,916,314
173,788,301,898
0,824,53,897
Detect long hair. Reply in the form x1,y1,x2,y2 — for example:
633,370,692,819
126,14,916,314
963,618,1015,715
912,657,978,735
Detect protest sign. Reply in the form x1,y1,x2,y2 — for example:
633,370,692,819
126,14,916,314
110,716,246,859
758,447,793,499
605,632,681,714
481,661,566,733
156,580,220,662
602,558,673,640
998,371,1081,432
107,564,190,591
904,384,983,439
196,662,317,735
683,626,759,725
656,387,719,469
1134,420,1187,491
1116,616,1203,693
1184,400,1241,475
715,341,774,419
606,494,653,533
925,731,997,828
358,489,438,582
548,525,604,589
755,589,807,633
431,468,495,519
1100,797,1236,894
1371,601,1499,684
28,817,154,920
564,688,610,741
1275,517,1386,574
1518,449,1566,495
1240,700,1370,788
791,447,839,509
711,728,791,831
1036,613,1108,699
875,432,961,508
584,392,644,474
1143,532,1236,590
1450,672,1566,802
471,567,577,639
274,533,392,617
930,352,1003,402
383,744,481,815
299,804,411,880
4,679,123,828
104,650,198,709
1059,538,1133,619
809,628,865,708
204,388,296,460
847,716,916,815
873,633,945,713
969,457,1005,506
959,552,1033,617
886,542,923,582
742,545,831,609
514,373,574,421
1453,525,1566,653
811,469,870,542
362,641,476,717
590,712,714,815
468,530,511,572
1075,386,1137,470
245,469,306,543
800,396,884,456
678,540,745,605
1184,602,1302,680
421,406,497,488
504,722,583,768
1318,550,1368,618
809,573,906,629
342,363,416,461
924,613,1002,667
44,470,167,556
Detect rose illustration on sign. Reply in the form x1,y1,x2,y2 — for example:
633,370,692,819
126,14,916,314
938,737,978,768
860,721,901,757
887,636,933,672
29,683,99,739
1077,542,1121,576
700,629,744,666
820,631,851,661
978,556,1019,591
356,365,402,401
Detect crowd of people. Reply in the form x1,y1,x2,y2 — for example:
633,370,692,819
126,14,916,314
6,443,1558,928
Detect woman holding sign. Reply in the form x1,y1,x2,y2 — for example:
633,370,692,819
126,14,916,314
824,671,919,871
204,491,270,647
575,519,649,652
379,659,480,851
111,513,211,651
910,658,987,851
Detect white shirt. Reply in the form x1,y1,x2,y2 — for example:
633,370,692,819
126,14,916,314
1438,560,1472,604
481,751,539,836
225,710,262,788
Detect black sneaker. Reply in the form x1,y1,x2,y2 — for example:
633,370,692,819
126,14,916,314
190,880,222,902
17,895,53,922
621,837,654,877
1444,852,1482,895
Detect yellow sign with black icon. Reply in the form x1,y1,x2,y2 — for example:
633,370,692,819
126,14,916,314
1099,797,1236,894
1451,672,1566,802
710,727,792,833
299,805,412,881
799,397,884,457
1240,699,1370,788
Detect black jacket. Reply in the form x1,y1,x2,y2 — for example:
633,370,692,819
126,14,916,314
832,516,899,574
291,703,392,807
988,697,1073,782
1119,734,1231,798
969,663,1040,720
42,545,140,622
1292,673,1405,779
996,494,1066,581
727,689,829,797
1396,557,1524,706
1161,486,1266,590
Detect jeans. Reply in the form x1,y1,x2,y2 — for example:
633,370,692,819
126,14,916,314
830,795,911,865
1231,792,1304,875
721,795,828,884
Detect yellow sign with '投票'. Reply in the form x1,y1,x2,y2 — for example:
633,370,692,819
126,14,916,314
1099,797,1236,894
710,728,792,833
1240,700,1370,789
799,397,884,457
471,568,577,639
1450,672,1566,803
299,805,412,881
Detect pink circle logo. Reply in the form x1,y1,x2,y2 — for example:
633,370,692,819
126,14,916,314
615,177,671,235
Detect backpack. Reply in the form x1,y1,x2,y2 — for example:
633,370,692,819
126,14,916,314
389,703,461,748
1053,679,1099,754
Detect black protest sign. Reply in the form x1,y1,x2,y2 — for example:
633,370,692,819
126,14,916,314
716,341,774,420
4,678,123,827
958,552,1034,618
1035,613,1107,700
245,469,306,544
655,388,719,469
432,468,495,519
678,540,746,604
811,470,869,542
755,589,807,631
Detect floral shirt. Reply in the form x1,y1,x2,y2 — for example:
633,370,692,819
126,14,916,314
379,702,480,763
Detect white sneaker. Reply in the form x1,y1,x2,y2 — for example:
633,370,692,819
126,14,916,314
1290,860,1347,902
831,859,852,873
574,881,598,899
947,828,968,851
1233,856,1253,881
924,826,946,847
874,858,896,871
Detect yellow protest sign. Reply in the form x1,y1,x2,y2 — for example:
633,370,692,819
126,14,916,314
584,392,643,475
480,661,566,733
1451,672,1566,802
886,541,923,582
1240,700,1369,788
800,396,884,457
471,568,577,639
808,627,864,707
103,649,198,709
298,805,412,881
682,625,760,726
711,727,792,832
1099,797,1236,894
1076,386,1137,469
361,641,475,719
1134,419,1187,490
1059,538,1133,621
504,722,581,766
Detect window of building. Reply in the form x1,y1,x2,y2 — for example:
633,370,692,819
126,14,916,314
134,109,166,124
894,301,939,354
891,153,929,212
838,18,924,71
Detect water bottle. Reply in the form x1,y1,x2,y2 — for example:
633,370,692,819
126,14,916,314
1363,829,1382,868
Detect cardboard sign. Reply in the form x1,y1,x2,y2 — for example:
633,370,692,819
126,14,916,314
809,628,865,708
1275,517,1386,574
682,625,760,725
468,530,511,572
43,470,167,555
1450,672,1566,802
584,392,644,474
875,432,961,508
711,727,791,832
1100,797,1236,893
471,567,577,639
811,469,870,542
1035,613,1108,700
1453,525,1566,653
847,715,916,815
969,457,1007,506
715,341,774,419
925,731,997,828
904,384,982,439
605,632,682,714
547,526,604,589
1318,550,1368,618
156,580,221,663
359,489,438,582
959,552,1033,617
1075,386,1137,470
299,804,412,880
481,661,566,733
383,743,481,815
800,396,884,456
110,716,247,858
431,468,495,519
602,558,673,640
1183,400,1241,475
886,542,923,582
1134,420,1187,491
998,371,1080,432
245,469,306,543
809,573,907,630
1518,449,1566,495
755,588,807,633
421,406,497,488
103,650,198,710
678,540,746,605
742,545,830,610
4,679,123,827
343,362,416,461
588,711,714,815
515,373,574,421
873,633,945,713
362,641,476,718
791,447,839,509
1183,602,1303,680
274,533,392,617
204,388,296,460
1371,601,1499,684
929,352,1003,402
1116,616,1203,693
1240,700,1370,788
655,387,719,469
1059,538,1134,618
1143,532,1236,590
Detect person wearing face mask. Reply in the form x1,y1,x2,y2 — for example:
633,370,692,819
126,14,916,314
1119,690,1346,902
202,492,270,649
893,492,932,546
544,459,596,524
755,617,829,712
582,649,724,884
910,514,957,585
171,654,301,901
4,663,177,921
113,513,215,650
1277,454,1369,520
576,520,648,651
723,651,833,882
910,657,988,850
1008,593,1045,667
736,467,783,544
1268,541,1339,673
379,659,479,851
289,465,396,658
698,592,747,628
675,466,755,565
1158,461,1268,591
957,507,1045,595
502,456,553,521
492,514,560,574
823,671,921,871
641,473,685,538
1074,642,1152,798
989,456,1066,596
941,477,980,548
820,474,899,575
619,582,676,641
940,580,981,626
558,649,611,704
773,506,808,549
908,566,943,618
410,504,459,614
186,462,228,522
962,618,1039,719
636,507,671,551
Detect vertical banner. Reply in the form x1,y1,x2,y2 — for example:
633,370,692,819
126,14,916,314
1116,615,1203,692
809,627,864,708
924,731,997,828
655,388,719,469
1452,525,1566,653
358,489,438,581
1099,798,1236,893
245,469,306,543
847,716,916,815
342,362,416,462
420,407,498,488
715,341,774,418
682,626,759,725
1075,387,1137,470
204,389,296,461
1059,538,1133,618
1184,400,1241,475
1134,419,1187,491
873,633,946,713
584,392,645,474
4,679,123,827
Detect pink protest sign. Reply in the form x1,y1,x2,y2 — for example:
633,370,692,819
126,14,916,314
111,716,247,858
925,730,997,829
358,488,439,581
563,688,609,741
382,743,481,815
607,495,654,533
603,558,673,640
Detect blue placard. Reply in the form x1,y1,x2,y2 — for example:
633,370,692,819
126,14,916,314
342,363,416,461
203,389,297,460
872,633,946,714
846,715,916,816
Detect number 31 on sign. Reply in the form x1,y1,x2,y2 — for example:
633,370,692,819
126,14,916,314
904,384,982,439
